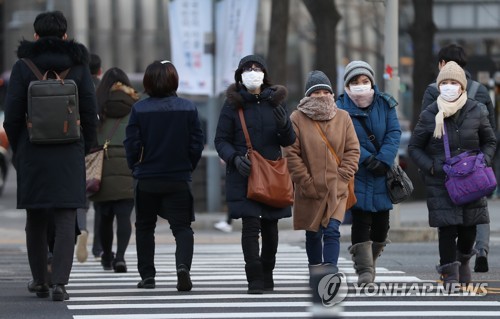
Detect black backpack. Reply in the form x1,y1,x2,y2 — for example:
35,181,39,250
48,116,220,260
22,58,80,144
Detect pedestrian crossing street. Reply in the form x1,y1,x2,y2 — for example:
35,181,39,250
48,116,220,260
66,244,500,319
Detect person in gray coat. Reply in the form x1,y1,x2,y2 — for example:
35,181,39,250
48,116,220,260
3,11,98,301
409,62,496,289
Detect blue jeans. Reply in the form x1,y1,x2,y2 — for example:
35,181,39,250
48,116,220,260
305,218,341,265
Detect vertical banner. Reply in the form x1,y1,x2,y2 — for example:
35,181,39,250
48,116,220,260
168,0,213,95
215,0,258,95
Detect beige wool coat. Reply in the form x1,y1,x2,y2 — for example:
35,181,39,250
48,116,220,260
284,110,360,231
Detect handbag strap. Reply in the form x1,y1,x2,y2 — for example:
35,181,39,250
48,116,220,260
442,121,451,160
358,118,381,151
314,122,340,166
237,108,253,152
101,118,123,150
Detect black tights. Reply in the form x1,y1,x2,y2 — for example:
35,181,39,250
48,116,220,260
241,217,278,268
351,210,390,244
438,225,476,265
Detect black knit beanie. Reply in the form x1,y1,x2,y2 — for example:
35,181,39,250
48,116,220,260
304,70,333,97
238,54,267,70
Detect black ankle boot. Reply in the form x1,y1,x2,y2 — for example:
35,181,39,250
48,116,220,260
245,262,264,294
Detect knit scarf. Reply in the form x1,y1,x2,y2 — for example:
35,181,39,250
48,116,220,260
345,87,375,108
433,92,467,138
297,94,337,121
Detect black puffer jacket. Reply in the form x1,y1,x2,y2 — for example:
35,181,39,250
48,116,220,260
408,99,496,227
3,37,97,209
214,84,296,220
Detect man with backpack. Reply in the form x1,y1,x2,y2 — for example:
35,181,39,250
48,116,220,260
3,11,97,301
420,44,496,274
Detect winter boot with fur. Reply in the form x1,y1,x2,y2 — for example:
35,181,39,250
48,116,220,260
245,262,264,294
436,261,460,293
372,240,390,280
457,249,477,285
349,241,374,284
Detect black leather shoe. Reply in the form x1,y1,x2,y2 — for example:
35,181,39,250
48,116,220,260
113,260,127,273
51,285,69,301
137,277,155,289
474,249,489,272
27,280,49,298
176,264,192,292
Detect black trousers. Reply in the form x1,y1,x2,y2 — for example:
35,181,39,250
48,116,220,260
241,217,278,268
135,181,194,280
351,209,390,244
94,199,134,262
26,208,76,285
438,225,476,265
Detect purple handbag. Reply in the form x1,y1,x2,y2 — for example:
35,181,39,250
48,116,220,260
442,123,497,205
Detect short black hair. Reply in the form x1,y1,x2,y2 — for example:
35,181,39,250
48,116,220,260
143,61,178,98
438,44,467,68
89,54,101,75
33,11,67,38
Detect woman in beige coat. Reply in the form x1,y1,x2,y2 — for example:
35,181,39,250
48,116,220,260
284,70,360,284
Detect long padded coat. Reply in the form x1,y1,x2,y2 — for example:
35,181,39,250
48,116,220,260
3,37,98,209
408,99,496,227
214,84,296,220
337,86,401,213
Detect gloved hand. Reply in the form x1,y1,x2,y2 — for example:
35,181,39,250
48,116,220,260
364,155,389,176
234,155,251,177
273,105,288,129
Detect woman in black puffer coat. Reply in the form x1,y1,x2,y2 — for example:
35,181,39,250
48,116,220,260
408,62,496,289
89,68,139,273
214,55,296,294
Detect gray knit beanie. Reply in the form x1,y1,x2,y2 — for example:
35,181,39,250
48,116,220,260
343,60,375,87
238,54,267,70
304,70,333,97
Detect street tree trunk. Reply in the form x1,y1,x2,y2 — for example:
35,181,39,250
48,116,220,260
267,0,290,86
303,0,341,95
409,0,436,128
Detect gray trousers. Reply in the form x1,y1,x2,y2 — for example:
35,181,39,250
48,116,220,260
26,208,76,285
474,223,490,253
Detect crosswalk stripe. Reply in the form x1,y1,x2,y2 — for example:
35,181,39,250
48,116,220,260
67,243,497,318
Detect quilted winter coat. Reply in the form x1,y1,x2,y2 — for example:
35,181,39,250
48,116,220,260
214,84,296,220
408,99,496,227
337,86,401,213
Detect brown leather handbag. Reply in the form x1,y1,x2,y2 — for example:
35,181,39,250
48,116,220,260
314,122,357,210
238,108,294,208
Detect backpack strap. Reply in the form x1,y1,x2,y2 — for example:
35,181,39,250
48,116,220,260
22,58,70,80
467,81,480,100
22,58,44,80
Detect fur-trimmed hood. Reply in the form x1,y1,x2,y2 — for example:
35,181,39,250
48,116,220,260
225,83,288,108
16,37,89,69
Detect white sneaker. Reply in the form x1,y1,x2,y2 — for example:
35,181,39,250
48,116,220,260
214,220,232,233
76,230,89,263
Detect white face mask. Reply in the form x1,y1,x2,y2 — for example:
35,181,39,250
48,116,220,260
349,84,371,93
241,71,264,91
439,84,461,102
